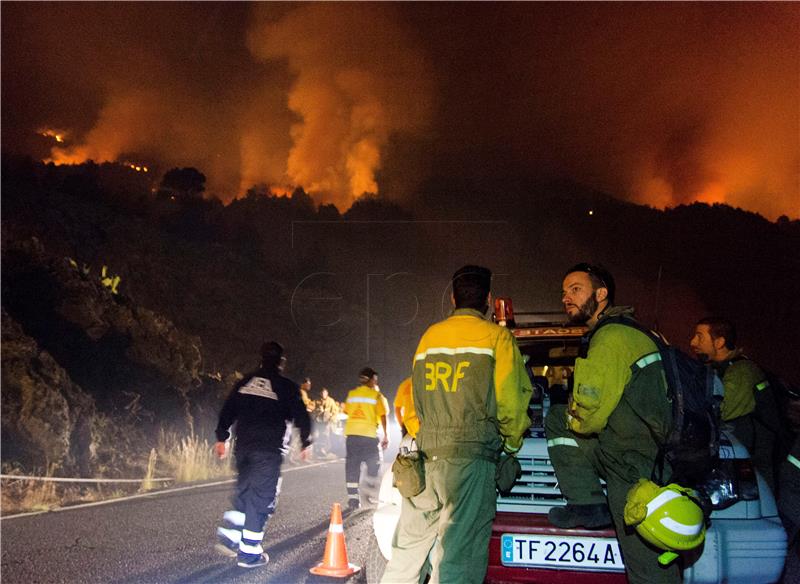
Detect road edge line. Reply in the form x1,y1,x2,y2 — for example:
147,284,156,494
1,459,341,521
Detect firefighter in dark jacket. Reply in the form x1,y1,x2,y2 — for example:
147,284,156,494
214,341,312,569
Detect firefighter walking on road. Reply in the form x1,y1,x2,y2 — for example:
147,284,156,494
343,367,389,511
214,341,311,569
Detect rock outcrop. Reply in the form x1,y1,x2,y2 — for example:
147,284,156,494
1,309,96,475
1,236,206,474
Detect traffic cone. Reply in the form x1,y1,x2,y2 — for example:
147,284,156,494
310,503,361,577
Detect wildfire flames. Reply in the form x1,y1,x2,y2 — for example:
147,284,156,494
38,128,66,143
123,161,148,173
7,4,797,218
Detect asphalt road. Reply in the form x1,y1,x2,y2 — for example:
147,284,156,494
1,459,383,584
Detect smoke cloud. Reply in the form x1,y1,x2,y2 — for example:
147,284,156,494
414,3,799,219
2,3,797,218
246,3,434,208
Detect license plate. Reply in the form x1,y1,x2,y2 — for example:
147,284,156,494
501,533,625,572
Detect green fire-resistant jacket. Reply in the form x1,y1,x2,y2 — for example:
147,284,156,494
568,307,662,436
412,308,532,457
714,350,769,422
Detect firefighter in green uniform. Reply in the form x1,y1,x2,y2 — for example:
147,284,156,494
381,265,532,584
690,316,780,491
545,263,680,584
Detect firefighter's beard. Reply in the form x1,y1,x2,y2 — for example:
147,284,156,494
567,294,599,325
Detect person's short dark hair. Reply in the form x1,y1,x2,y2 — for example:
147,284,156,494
697,317,737,350
261,341,284,367
564,263,615,304
452,265,492,311
359,367,378,379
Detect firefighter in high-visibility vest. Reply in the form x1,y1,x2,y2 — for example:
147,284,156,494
393,376,419,438
343,367,389,510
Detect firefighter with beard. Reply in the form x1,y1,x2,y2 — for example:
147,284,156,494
544,263,680,584
214,341,311,569
689,317,780,491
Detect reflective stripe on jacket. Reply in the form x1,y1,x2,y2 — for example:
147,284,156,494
412,308,532,455
716,352,767,421
570,308,661,435
344,385,388,438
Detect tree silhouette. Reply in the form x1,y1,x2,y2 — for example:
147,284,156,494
158,167,206,202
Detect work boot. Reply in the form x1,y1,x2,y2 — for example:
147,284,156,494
548,503,612,529
237,552,269,569
214,527,240,558
343,498,360,515
360,480,379,508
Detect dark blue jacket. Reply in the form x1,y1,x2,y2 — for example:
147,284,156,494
215,366,312,453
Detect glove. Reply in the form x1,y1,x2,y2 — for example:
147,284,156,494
624,478,661,526
214,441,227,459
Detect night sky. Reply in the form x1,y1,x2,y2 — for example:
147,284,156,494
2,2,798,219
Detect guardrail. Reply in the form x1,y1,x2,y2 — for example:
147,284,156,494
0,474,174,483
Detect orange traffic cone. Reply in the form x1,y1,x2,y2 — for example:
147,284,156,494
310,503,361,577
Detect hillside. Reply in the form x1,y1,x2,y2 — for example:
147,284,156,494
2,155,799,478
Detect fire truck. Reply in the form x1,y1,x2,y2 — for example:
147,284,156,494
366,304,787,583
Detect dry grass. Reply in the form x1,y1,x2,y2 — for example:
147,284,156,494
1,464,59,513
0,463,120,515
156,430,234,483
1,431,234,515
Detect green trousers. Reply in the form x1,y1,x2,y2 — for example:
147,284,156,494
778,435,800,583
381,457,496,584
544,365,680,584
727,414,778,492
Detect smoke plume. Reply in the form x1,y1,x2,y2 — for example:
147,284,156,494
246,4,434,208
2,3,797,218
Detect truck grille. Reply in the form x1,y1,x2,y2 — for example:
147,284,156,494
496,452,566,513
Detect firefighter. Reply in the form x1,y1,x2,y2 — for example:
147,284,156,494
284,377,314,463
214,341,311,569
299,377,314,411
381,265,532,584
690,316,780,491
393,376,419,438
544,263,680,584
343,367,389,510
313,387,339,457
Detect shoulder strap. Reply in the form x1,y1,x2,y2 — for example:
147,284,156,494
581,313,664,358
716,354,746,378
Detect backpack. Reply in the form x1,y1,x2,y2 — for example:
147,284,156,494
726,357,799,485
583,314,724,489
